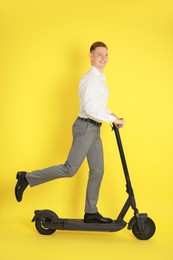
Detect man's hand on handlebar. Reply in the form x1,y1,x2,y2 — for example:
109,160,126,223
114,118,124,128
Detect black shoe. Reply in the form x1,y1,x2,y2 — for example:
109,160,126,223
15,171,28,202
84,212,113,223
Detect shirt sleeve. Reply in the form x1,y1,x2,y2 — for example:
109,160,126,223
84,77,116,123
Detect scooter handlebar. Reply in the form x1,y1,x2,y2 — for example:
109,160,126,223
113,118,124,129
112,123,123,130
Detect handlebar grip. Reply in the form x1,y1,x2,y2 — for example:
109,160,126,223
117,118,123,128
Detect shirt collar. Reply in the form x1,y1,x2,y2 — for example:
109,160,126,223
91,66,105,79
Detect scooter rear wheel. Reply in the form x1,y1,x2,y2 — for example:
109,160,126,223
35,217,56,235
132,217,156,240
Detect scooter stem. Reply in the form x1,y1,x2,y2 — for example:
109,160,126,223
112,124,133,196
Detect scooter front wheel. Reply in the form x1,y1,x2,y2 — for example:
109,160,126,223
35,217,56,235
132,217,156,240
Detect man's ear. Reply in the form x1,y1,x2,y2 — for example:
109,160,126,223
89,52,93,61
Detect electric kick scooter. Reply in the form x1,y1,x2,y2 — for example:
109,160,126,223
32,124,156,240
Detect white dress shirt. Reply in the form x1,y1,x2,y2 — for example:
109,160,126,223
78,66,116,123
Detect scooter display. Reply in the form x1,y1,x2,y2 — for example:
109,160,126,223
32,124,156,240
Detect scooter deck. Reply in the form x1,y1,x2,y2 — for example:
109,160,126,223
43,218,127,232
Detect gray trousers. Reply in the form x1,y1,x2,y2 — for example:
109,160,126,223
26,118,104,213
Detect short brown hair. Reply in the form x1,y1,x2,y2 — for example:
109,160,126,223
90,41,108,52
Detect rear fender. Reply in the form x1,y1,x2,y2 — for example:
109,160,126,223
31,209,59,222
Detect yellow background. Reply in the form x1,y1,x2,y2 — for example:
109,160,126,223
0,0,173,259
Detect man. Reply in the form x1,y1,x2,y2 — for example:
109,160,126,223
15,41,124,223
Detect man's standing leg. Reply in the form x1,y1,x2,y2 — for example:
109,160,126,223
85,131,104,214
84,130,112,223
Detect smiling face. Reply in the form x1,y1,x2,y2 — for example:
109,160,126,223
89,47,108,72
